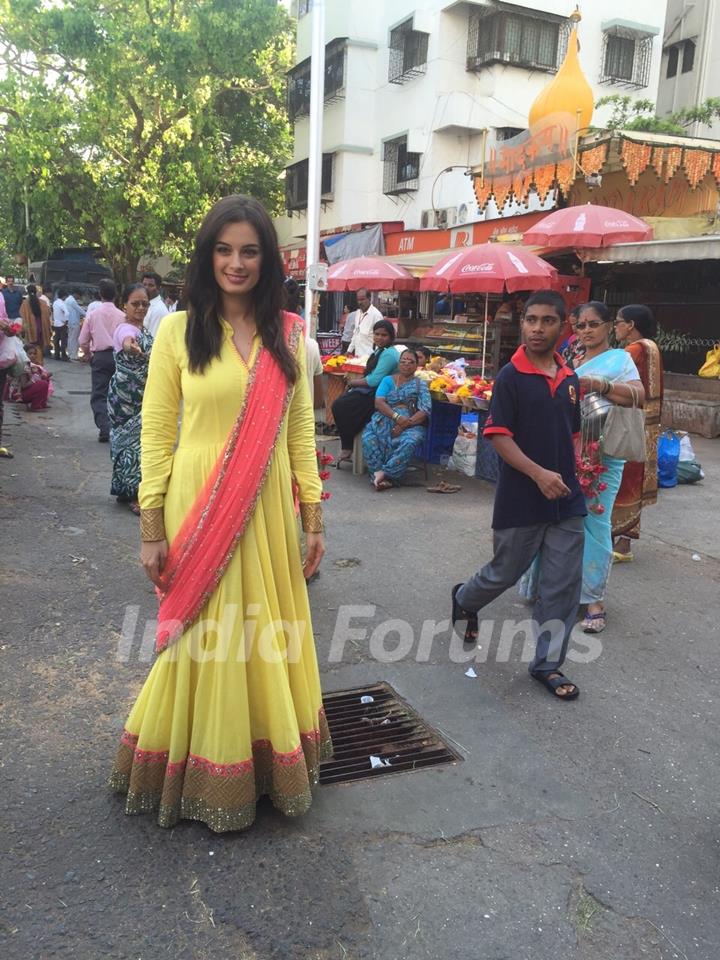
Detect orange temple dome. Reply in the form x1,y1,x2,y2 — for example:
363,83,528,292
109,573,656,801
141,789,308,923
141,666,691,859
528,11,594,132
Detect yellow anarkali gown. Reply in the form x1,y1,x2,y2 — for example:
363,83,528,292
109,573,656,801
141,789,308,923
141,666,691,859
110,313,332,831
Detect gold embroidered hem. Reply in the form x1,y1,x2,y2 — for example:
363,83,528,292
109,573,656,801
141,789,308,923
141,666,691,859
140,507,166,541
299,501,323,533
109,716,333,833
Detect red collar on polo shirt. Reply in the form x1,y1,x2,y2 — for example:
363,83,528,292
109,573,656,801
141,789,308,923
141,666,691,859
510,345,574,397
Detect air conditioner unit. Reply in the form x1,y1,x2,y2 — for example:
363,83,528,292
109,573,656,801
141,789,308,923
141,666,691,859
420,209,436,229
436,207,457,229
457,202,469,224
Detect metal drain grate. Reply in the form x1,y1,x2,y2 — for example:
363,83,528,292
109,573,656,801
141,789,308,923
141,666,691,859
320,682,462,784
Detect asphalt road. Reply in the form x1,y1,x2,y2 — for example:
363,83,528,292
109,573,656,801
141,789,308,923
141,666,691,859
1,357,719,960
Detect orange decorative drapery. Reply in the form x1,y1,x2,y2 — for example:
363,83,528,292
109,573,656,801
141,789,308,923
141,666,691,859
682,148,712,189
579,143,608,177
664,146,683,183
533,164,556,204
621,139,652,185
474,178,493,212
555,159,576,195
492,176,513,211
712,152,720,189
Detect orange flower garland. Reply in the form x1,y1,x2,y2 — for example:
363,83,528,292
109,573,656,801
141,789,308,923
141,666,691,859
621,139,652,185
682,148,711,190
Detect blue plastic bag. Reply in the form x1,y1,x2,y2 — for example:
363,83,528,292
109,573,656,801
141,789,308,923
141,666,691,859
658,430,680,488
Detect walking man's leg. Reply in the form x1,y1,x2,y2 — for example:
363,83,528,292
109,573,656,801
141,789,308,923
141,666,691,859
90,351,114,440
457,524,547,615
528,516,584,697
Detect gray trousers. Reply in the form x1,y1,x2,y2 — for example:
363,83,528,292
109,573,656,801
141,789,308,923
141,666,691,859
90,349,115,437
457,516,584,676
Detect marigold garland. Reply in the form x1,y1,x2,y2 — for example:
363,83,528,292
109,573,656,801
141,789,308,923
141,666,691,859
682,148,711,190
620,139,652,186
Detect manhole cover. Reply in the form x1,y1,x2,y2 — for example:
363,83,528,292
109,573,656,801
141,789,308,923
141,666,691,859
320,682,462,785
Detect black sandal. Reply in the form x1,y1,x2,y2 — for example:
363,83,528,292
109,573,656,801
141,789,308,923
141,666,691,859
531,671,579,701
451,583,479,645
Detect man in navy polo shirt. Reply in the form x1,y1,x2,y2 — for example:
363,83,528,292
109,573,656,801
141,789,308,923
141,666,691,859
452,289,586,701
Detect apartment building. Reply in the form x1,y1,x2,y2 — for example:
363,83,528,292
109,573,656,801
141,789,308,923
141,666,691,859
657,0,720,139
276,0,668,248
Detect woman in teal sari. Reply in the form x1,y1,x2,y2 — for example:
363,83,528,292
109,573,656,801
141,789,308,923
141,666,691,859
573,302,644,633
108,283,154,514
362,348,431,489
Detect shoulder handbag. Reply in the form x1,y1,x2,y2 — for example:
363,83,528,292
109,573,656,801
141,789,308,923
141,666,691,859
602,384,646,461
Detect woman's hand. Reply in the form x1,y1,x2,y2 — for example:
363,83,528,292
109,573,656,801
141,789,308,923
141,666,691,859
123,335,143,355
395,415,410,429
578,376,598,394
141,539,168,586
303,532,325,580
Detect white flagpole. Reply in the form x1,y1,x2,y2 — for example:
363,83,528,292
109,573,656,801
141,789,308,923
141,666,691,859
305,0,326,338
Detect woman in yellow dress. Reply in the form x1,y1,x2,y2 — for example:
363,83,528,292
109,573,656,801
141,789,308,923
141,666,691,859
110,195,332,832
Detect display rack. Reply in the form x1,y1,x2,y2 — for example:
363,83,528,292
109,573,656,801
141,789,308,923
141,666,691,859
408,319,508,378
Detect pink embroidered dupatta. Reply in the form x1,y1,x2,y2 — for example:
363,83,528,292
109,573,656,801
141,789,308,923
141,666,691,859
155,314,302,652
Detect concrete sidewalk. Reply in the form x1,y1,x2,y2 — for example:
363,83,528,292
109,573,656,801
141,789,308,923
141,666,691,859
1,358,718,960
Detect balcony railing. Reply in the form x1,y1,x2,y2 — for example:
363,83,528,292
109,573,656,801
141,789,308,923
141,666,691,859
600,27,653,88
383,138,420,195
467,7,567,74
285,154,334,212
287,38,347,123
389,19,429,84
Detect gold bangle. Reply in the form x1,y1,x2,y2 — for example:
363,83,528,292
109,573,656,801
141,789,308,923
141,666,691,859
140,507,166,542
299,502,324,534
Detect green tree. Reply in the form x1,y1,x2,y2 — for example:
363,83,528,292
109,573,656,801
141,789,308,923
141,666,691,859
596,94,720,136
0,0,293,283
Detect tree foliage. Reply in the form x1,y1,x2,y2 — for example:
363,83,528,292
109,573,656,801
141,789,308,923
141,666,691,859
596,94,720,137
0,0,293,282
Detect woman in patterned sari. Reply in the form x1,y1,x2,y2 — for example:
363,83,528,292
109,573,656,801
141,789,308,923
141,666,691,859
611,305,664,561
107,283,153,514
362,348,431,489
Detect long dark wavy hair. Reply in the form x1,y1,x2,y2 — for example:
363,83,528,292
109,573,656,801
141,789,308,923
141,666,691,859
184,195,296,382
26,283,41,321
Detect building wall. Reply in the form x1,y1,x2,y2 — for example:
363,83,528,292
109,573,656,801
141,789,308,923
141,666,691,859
277,0,668,245
657,0,720,140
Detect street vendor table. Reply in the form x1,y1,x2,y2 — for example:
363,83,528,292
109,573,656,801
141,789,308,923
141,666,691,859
323,371,346,427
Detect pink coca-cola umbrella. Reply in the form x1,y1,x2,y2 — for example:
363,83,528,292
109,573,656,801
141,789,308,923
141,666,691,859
420,244,558,378
327,256,418,292
522,204,653,247
419,244,557,295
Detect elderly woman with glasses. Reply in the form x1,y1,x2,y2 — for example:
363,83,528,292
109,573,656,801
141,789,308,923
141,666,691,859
572,301,645,632
107,283,154,514
520,300,645,634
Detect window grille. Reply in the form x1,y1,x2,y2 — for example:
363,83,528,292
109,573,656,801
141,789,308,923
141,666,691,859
383,136,420,195
285,154,334,212
287,40,347,122
466,7,565,74
666,45,679,78
600,26,653,88
298,0,312,17
389,18,430,84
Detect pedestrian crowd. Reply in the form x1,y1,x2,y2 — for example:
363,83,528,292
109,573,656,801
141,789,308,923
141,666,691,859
0,197,665,836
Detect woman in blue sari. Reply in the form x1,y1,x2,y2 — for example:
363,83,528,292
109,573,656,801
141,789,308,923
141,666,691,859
573,302,644,633
362,348,431,490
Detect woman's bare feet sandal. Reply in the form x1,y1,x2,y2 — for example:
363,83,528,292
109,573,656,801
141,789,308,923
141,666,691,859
581,612,606,633
451,583,479,644
531,671,579,701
